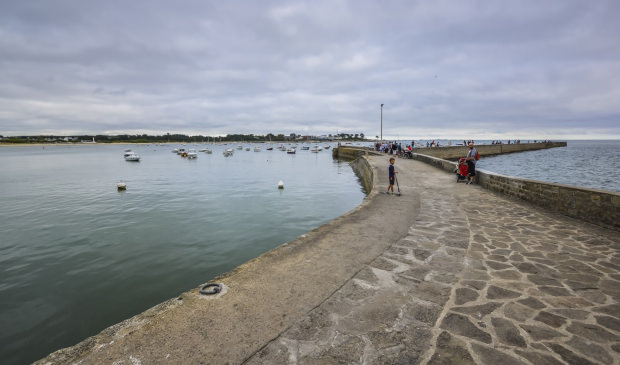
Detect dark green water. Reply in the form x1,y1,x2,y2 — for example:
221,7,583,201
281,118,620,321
0,143,366,364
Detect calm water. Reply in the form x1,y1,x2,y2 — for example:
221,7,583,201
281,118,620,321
476,140,620,193
0,143,365,365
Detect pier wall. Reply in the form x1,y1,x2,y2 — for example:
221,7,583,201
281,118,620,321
411,153,620,230
414,141,567,160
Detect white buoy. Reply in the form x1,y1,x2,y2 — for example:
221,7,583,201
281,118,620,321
117,182,126,191
277,180,284,189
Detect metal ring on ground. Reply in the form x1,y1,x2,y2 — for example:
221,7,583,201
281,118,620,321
199,283,222,295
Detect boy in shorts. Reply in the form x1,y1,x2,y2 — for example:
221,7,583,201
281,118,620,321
387,157,396,194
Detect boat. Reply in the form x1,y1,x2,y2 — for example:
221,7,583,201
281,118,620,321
301,146,310,150
177,148,186,155
254,146,261,152
237,145,243,150
223,148,234,157
171,148,179,153
310,145,322,153
286,148,296,154
187,149,198,159
202,148,212,154
324,146,331,150
124,150,141,161
245,147,250,151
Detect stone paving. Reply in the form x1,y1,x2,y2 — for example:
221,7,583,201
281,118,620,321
247,156,620,365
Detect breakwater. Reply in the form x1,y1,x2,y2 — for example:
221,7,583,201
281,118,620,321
414,141,567,160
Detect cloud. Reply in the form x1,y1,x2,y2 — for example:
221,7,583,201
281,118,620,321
0,0,619,139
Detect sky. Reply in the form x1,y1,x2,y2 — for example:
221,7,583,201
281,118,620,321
1,0,619,140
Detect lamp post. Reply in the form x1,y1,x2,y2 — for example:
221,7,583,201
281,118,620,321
380,103,384,144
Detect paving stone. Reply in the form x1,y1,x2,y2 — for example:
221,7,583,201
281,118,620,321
491,249,512,256
550,309,589,320
461,280,486,291
514,350,564,365
539,286,572,297
594,315,620,332
470,343,524,365
545,343,597,365
461,270,491,281
439,313,492,344
427,331,476,365
565,280,599,291
527,274,562,286
406,303,442,325
454,287,479,305
486,260,512,270
514,262,540,274
520,324,567,341
492,269,523,280
452,302,503,319
612,343,620,353
504,302,536,322
490,317,527,348
487,254,509,262
562,273,600,284
534,311,567,328
509,252,524,262
541,296,594,309
415,282,452,306
566,321,619,343
592,303,620,317
517,297,546,310
322,335,365,363
566,336,614,365
487,285,521,300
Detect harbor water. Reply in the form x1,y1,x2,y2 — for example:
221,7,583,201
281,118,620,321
0,143,366,365
476,140,620,193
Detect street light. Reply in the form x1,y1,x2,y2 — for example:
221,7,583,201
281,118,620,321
380,103,384,144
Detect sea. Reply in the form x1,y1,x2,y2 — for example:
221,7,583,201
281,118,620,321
0,142,366,365
1,139,618,364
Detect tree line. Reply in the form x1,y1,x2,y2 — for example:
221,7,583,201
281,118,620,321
1,133,366,144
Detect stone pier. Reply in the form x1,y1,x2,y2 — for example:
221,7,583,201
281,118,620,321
37,153,620,364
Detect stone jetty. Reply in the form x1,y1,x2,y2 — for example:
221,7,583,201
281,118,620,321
37,152,620,364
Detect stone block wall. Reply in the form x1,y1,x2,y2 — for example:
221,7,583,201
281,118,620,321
414,142,567,160
412,153,619,230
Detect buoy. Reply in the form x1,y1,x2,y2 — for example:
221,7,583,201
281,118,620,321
117,182,126,191
278,180,284,189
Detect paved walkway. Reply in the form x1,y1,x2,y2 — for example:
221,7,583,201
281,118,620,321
38,155,619,365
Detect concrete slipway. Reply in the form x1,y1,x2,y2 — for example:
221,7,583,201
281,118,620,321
37,153,620,364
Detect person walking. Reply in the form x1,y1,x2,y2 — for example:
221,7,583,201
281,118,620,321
465,142,478,184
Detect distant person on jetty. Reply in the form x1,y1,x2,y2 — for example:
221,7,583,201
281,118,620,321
387,157,397,194
466,142,478,185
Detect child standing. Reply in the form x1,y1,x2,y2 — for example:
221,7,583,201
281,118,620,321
387,157,396,194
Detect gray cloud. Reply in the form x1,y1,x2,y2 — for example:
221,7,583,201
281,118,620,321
1,0,619,139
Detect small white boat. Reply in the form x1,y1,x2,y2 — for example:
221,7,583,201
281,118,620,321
201,148,212,154
171,148,179,153
187,149,198,159
254,146,261,152
124,151,140,161
177,148,186,155
286,148,296,154
245,147,250,151
301,146,310,150
223,148,234,157
237,145,243,150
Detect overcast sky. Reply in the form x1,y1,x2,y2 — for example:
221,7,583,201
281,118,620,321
1,0,619,139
